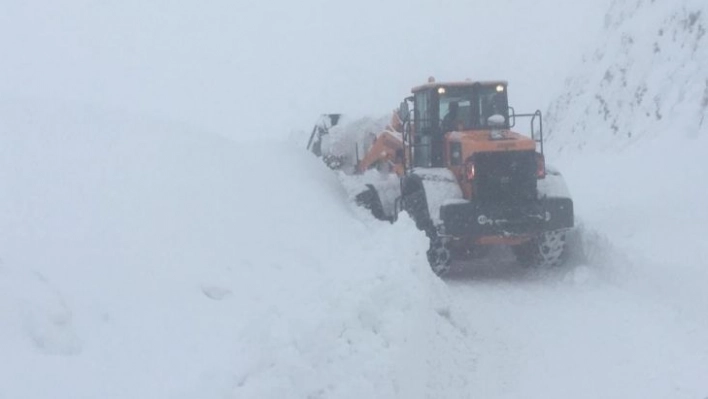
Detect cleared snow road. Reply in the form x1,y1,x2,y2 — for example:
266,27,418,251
445,256,707,398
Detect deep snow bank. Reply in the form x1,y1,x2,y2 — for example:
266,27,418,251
0,100,471,398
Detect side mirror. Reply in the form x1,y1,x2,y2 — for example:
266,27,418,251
398,101,410,123
508,106,516,127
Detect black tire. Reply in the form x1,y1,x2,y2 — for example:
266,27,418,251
355,185,389,221
401,176,451,276
513,230,568,268
427,236,452,276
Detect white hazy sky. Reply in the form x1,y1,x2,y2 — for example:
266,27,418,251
0,0,613,140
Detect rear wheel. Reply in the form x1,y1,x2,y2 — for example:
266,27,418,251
513,230,567,268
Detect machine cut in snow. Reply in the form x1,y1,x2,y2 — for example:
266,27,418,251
309,78,574,275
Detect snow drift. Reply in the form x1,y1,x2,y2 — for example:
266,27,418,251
0,100,471,398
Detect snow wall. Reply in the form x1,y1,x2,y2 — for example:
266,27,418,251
0,100,472,399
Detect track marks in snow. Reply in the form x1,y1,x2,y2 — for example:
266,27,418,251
201,285,233,301
0,264,81,356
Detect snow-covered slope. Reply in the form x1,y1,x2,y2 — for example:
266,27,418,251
0,100,472,398
543,0,708,296
546,0,708,152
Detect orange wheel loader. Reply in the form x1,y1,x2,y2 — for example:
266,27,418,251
309,78,574,276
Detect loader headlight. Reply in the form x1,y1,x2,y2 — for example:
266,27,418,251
496,85,505,92
438,87,446,94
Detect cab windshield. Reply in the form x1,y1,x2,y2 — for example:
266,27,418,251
439,85,510,132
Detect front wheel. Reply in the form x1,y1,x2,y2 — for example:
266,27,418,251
513,230,568,268
427,236,452,276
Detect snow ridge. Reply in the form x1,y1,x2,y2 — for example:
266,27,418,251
0,100,475,399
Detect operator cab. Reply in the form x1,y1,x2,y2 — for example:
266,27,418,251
410,80,510,167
